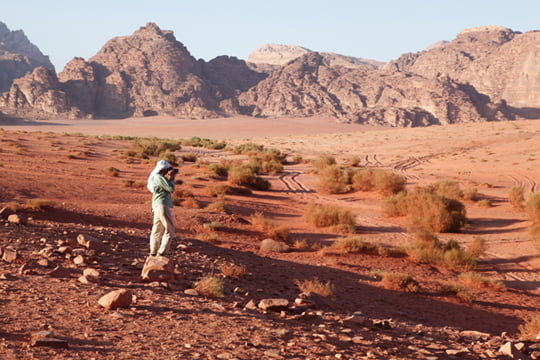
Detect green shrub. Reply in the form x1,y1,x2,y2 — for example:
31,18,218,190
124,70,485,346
127,137,181,159
305,203,356,233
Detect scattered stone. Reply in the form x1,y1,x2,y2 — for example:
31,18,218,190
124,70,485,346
7,214,27,225
141,255,174,283
2,248,21,263
372,319,392,329
47,265,72,278
184,289,199,296
295,291,332,310
73,255,86,266
98,289,133,310
499,342,527,360
57,245,72,254
342,312,371,328
460,330,491,340
77,233,108,252
446,348,470,356
258,298,289,312
259,239,290,253
30,331,68,348
244,299,258,310
81,268,101,283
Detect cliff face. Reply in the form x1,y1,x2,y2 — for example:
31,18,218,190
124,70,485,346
0,22,54,93
0,23,538,126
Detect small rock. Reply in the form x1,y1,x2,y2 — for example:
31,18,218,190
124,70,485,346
244,299,258,310
446,348,470,356
141,255,174,283
73,255,86,266
2,248,21,263
83,268,101,282
7,214,27,225
47,265,72,278
183,289,199,296
295,291,332,310
98,289,133,310
77,233,107,252
342,313,370,328
30,331,68,348
259,239,290,253
258,298,289,312
499,342,527,360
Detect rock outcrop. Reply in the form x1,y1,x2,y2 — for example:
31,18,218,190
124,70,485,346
1,22,540,126
0,22,53,93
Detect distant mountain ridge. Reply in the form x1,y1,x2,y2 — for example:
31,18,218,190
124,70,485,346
0,22,538,126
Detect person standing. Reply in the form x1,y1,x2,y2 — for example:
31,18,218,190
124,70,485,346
147,160,177,257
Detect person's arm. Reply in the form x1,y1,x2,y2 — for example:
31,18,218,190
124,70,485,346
154,174,175,193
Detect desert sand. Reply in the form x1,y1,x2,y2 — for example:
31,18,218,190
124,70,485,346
1,116,539,359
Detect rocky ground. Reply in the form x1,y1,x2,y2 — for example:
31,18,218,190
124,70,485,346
1,121,540,359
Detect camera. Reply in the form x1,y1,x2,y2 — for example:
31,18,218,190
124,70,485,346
168,167,179,175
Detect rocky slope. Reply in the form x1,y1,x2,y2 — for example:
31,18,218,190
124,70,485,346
0,22,538,126
0,22,53,93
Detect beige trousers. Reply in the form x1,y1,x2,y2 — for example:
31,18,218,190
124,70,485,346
149,204,175,256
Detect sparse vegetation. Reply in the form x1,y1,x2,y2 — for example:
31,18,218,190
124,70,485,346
194,276,225,298
458,272,506,291
25,198,55,211
196,231,219,243
181,152,198,162
304,202,356,233
125,137,181,161
439,282,474,303
250,212,290,241
519,313,540,340
294,278,334,297
219,263,247,278
351,168,406,195
104,166,120,177
379,271,420,292
316,165,351,194
509,185,525,208
330,236,386,255
205,201,233,214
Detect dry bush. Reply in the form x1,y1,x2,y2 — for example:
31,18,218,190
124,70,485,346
387,187,468,233
439,282,474,303
205,163,228,179
126,137,181,159
312,155,336,173
250,212,290,241
204,184,230,198
228,164,270,190
182,196,201,209
476,199,492,208
381,192,408,217
458,272,506,291
294,278,334,297
316,165,351,194
330,236,386,255
509,185,525,209
430,180,463,200
205,201,232,214
304,203,356,233
293,239,310,250
261,159,284,175
380,271,419,293
345,155,361,167
519,313,540,340
158,150,178,166
405,235,478,271
196,231,219,243
351,168,375,191
202,222,222,231
181,152,197,162
526,192,540,223
25,198,56,211
467,237,487,258
219,263,247,278
194,276,225,298
373,170,406,195
4,201,20,211
462,186,479,201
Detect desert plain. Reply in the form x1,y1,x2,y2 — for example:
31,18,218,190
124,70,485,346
1,116,540,359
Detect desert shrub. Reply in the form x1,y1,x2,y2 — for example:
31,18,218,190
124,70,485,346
405,235,478,271
430,180,463,201
293,239,310,250
250,212,290,241
462,186,479,201
379,271,419,292
509,185,525,209
526,192,540,224
202,221,222,231
219,263,247,278
381,191,408,217
519,313,540,340
205,201,232,214
305,203,356,233
467,237,487,258
330,236,386,255
294,278,334,297
227,163,270,190
458,272,506,291
158,150,178,166
439,282,474,303
261,159,284,174
196,231,219,243
476,199,492,208
205,163,228,178
529,223,540,251
204,184,230,198
373,170,406,195
180,137,226,149
316,165,351,194
312,155,336,173
194,276,225,298
345,155,361,167
233,142,264,155
390,187,468,233
181,152,197,162
104,166,120,177
25,198,55,211
351,168,406,195
128,137,181,159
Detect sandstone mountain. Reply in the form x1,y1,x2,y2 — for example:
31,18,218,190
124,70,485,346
0,22,53,93
0,22,538,126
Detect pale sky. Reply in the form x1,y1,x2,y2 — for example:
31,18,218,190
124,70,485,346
3,0,539,71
